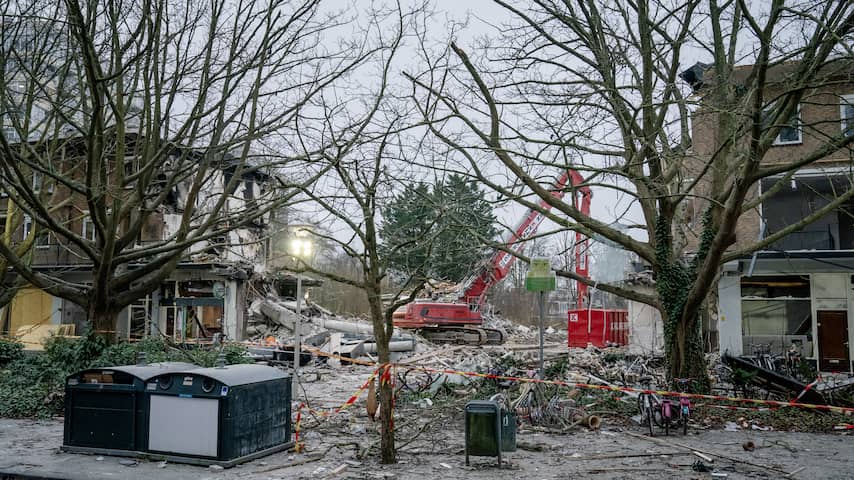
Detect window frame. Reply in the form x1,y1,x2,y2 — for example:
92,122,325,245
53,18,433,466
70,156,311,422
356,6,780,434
23,214,50,249
32,170,54,194
770,103,802,146
81,212,96,242
840,94,854,137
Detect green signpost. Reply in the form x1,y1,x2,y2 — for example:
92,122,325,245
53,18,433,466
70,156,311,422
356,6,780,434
525,258,555,378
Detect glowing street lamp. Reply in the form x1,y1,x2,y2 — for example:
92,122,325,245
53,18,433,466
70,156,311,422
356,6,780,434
288,226,314,395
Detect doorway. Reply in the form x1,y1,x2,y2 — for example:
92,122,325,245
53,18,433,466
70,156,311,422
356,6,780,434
817,310,849,372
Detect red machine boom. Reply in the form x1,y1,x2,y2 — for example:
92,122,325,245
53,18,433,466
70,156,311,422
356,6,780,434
394,171,593,344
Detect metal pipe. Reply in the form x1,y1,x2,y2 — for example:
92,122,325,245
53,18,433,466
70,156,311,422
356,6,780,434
361,340,416,353
293,275,302,396
538,291,545,379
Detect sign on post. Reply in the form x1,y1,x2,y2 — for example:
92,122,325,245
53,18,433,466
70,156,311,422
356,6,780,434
525,258,556,292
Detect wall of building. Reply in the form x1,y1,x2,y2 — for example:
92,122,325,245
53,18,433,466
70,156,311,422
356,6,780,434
718,257,854,372
6,286,56,334
626,296,665,356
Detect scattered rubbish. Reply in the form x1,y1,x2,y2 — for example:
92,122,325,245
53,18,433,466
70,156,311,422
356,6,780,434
722,354,854,408
724,422,739,431
711,473,729,478
253,453,326,474
119,459,138,467
157,461,168,468
439,462,453,469
742,441,755,452
692,451,714,463
95,456,104,461
209,465,224,471
625,431,794,476
329,464,348,476
692,460,713,472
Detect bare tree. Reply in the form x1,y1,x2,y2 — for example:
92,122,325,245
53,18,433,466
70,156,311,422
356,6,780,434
0,0,382,340
408,0,854,388
289,3,437,463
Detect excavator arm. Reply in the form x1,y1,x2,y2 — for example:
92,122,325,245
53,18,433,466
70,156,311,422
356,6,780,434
461,170,592,309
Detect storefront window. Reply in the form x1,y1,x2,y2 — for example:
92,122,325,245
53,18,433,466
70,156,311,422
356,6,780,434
741,275,813,356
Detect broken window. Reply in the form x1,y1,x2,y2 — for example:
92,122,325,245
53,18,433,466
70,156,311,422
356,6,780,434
761,174,853,250
741,275,813,356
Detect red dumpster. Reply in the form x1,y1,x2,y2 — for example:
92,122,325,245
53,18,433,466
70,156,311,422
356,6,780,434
567,308,628,348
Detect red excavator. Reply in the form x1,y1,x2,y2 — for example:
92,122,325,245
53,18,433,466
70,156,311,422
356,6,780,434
393,170,592,345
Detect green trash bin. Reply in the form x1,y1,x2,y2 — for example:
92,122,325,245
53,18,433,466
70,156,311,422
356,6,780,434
465,400,502,466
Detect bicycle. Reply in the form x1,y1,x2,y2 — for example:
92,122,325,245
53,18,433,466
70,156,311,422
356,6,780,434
672,378,692,436
637,377,691,436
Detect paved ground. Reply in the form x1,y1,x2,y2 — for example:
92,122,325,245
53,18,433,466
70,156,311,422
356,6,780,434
1,363,852,479
1,415,852,479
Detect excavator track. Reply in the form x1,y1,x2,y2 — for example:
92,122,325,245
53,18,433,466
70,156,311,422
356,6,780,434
418,326,505,346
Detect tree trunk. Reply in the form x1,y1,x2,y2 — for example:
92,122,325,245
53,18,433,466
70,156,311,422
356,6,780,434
376,340,395,464
88,304,120,344
365,282,396,464
669,315,708,391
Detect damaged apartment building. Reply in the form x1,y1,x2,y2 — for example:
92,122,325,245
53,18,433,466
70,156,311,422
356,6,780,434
0,17,288,343
0,152,281,343
683,60,854,373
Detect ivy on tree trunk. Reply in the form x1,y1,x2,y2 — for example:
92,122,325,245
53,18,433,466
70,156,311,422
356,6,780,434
655,209,716,392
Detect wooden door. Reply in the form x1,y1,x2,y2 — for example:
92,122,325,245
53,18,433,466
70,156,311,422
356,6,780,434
817,310,849,372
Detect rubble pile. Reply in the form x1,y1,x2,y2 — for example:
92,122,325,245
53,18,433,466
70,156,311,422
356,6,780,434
483,314,567,343
244,295,418,364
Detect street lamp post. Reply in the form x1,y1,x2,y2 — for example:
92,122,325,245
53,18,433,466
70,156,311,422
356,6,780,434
288,229,313,397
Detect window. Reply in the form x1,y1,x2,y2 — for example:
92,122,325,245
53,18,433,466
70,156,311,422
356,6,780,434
82,214,96,241
23,215,49,248
762,103,802,145
32,171,53,193
243,180,255,201
841,94,854,137
741,275,813,357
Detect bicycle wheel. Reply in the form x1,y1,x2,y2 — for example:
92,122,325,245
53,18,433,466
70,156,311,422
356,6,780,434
646,399,655,436
662,401,671,436
638,395,653,436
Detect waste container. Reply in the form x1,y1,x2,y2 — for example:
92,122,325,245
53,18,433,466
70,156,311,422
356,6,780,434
146,363,292,466
62,362,198,455
500,409,517,453
465,400,503,466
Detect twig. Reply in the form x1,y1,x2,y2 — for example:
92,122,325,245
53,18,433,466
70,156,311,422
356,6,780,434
253,450,327,473
786,466,806,478
583,467,685,473
396,421,431,450
624,431,792,475
565,451,689,461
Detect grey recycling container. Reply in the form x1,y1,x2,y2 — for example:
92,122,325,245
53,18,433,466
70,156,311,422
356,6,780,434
62,362,198,455
145,363,292,467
